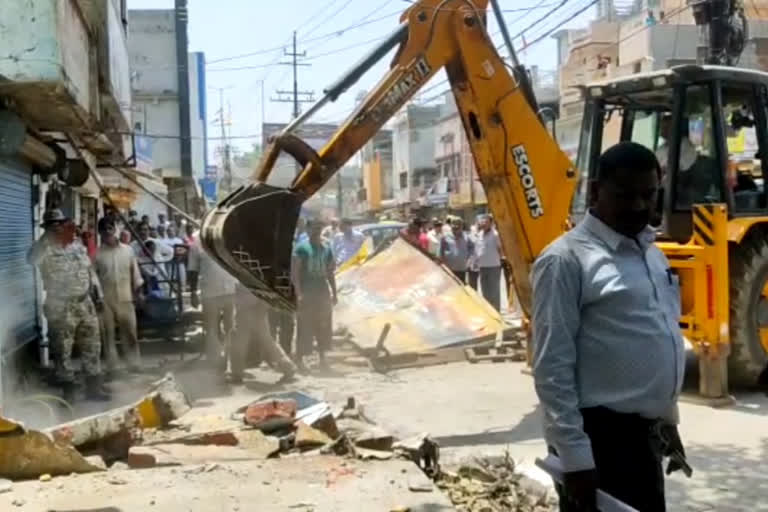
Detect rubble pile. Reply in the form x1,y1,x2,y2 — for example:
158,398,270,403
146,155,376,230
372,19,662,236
438,455,558,512
0,376,561,512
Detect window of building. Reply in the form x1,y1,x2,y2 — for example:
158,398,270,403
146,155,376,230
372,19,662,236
399,172,407,189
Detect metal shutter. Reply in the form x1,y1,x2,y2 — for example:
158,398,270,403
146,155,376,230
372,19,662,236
0,157,37,345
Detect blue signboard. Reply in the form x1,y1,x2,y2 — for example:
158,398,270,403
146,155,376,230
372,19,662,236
199,177,217,202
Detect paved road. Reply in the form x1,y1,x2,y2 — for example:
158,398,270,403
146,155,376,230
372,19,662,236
9,352,767,511
230,360,767,512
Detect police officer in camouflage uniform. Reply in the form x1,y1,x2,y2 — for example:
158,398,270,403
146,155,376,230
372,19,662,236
28,209,110,402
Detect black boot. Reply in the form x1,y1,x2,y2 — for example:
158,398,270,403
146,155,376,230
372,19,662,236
61,381,77,404
85,376,111,401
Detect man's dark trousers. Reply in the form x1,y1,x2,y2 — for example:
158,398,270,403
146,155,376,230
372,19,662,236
556,406,665,512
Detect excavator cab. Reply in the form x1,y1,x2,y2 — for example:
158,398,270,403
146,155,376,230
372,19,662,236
575,65,768,393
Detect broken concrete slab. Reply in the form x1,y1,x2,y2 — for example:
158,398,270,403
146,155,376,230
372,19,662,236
232,430,280,458
310,413,339,439
0,428,104,480
124,444,262,466
295,422,332,449
134,373,193,428
144,430,239,447
46,373,191,450
336,418,394,451
84,456,107,471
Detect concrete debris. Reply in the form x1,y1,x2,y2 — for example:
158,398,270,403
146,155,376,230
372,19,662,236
109,462,130,471
355,447,394,460
336,418,393,451
131,443,263,466
337,396,376,424
145,430,239,447
0,478,12,493
12,498,25,507
85,455,107,471
0,426,105,480
46,373,191,456
295,421,332,449
126,448,162,469
243,398,297,431
233,430,281,458
457,463,498,483
135,373,193,428
309,413,339,439
38,473,52,482
438,455,558,512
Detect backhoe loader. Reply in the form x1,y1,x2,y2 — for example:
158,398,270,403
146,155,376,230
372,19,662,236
201,0,768,398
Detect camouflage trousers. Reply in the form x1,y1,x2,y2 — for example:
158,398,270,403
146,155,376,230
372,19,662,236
45,297,102,382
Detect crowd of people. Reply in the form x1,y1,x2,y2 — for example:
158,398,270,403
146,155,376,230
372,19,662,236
190,217,364,385
27,199,507,404
27,207,197,403
400,213,505,312
27,202,374,404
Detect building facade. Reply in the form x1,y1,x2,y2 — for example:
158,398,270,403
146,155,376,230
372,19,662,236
358,129,394,214
128,6,206,215
391,104,443,206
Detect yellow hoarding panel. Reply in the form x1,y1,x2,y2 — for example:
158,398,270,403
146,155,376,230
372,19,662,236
334,238,504,355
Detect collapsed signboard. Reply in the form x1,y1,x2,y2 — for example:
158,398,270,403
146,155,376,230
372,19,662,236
334,238,504,356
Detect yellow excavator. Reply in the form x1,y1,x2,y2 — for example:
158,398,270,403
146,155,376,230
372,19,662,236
202,0,767,398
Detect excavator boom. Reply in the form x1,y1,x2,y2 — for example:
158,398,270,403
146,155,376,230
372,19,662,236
201,0,577,314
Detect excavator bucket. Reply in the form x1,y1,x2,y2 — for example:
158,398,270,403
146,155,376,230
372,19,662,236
200,181,302,311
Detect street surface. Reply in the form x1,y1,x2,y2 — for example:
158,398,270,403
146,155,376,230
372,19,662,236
2,356,766,511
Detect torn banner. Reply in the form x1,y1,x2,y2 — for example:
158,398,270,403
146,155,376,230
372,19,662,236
334,238,504,356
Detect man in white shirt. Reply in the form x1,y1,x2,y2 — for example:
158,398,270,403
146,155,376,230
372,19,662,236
322,218,339,243
131,222,174,297
475,214,503,311
162,224,187,290
187,234,237,371
332,218,365,266
655,114,697,175
95,221,144,375
426,218,444,259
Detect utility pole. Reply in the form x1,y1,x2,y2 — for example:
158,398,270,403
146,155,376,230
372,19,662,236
271,31,314,120
271,30,315,176
211,86,233,195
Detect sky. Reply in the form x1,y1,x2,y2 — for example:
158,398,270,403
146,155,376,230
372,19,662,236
126,0,597,154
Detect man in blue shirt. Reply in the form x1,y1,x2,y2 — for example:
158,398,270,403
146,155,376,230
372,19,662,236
532,142,687,511
332,218,365,266
294,220,337,372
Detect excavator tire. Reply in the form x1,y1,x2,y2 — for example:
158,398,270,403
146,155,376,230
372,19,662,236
728,230,768,387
